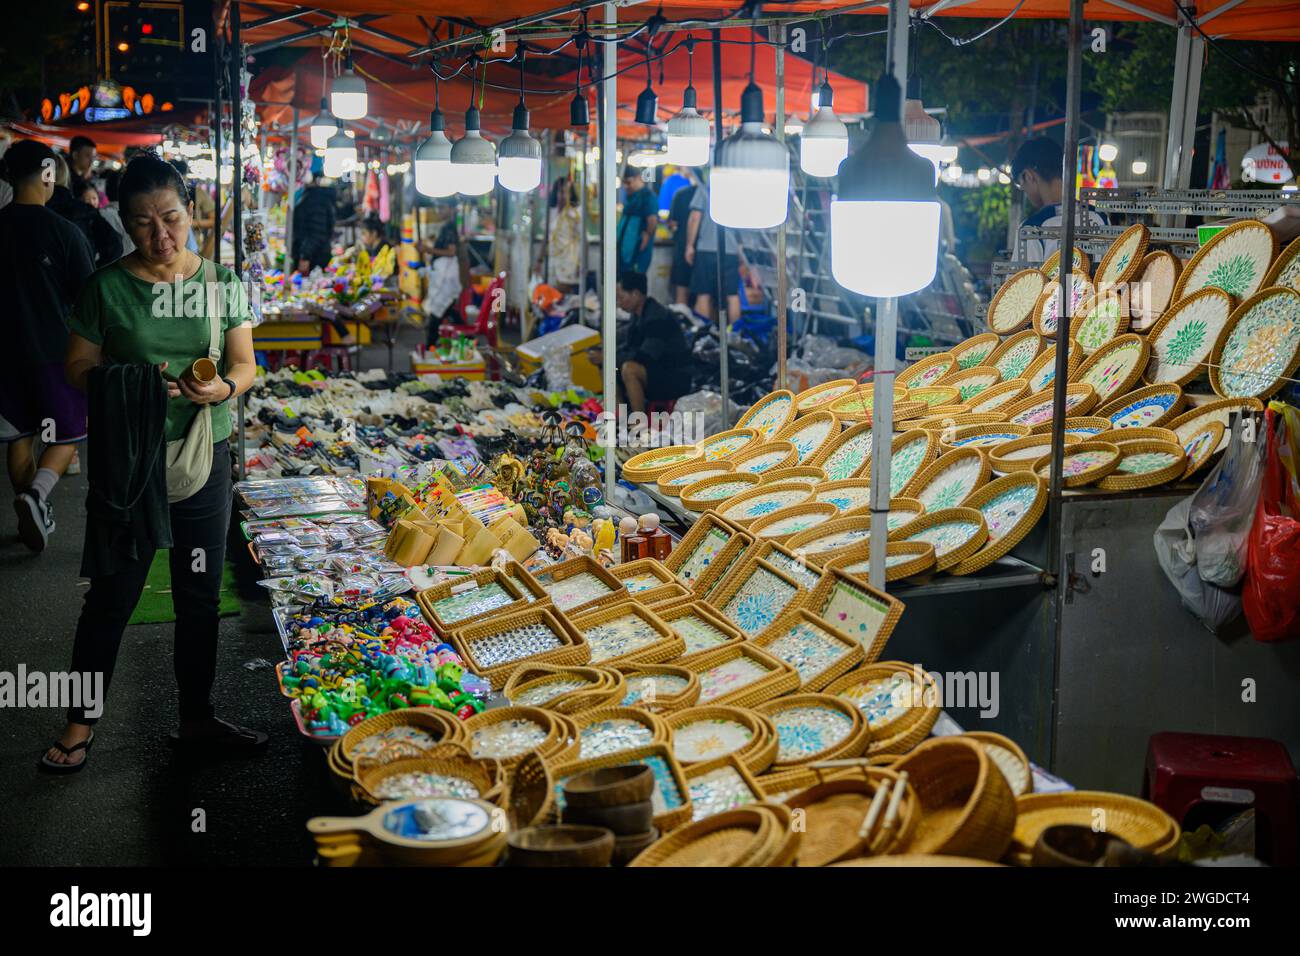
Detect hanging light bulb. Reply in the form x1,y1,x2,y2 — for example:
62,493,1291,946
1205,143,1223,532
634,55,658,126
449,60,497,196
710,40,789,229
310,98,335,149
498,44,543,192
415,109,454,198
903,99,954,184
330,52,368,120
666,39,709,167
800,80,848,178
783,114,805,137
831,73,940,298
1099,142,1119,163
322,121,357,178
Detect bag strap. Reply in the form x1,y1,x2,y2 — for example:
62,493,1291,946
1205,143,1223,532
201,257,222,362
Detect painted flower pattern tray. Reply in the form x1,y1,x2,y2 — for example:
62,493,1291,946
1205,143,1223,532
720,487,814,522
1172,219,1276,303
673,717,755,762
737,390,795,440
765,703,858,764
908,452,987,511
987,269,1046,334
776,413,839,464
1145,288,1232,386
719,565,802,636
1210,287,1300,400
687,763,761,822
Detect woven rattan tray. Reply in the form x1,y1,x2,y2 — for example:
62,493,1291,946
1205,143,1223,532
655,459,735,497
784,515,872,565
900,446,990,510
350,746,502,808
1130,249,1182,328
683,753,767,822
1094,222,1149,290
810,420,875,481
1003,383,1100,430
748,502,840,543
757,693,871,767
504,663,626,713
620,444,702,483
826,662,941,754
684,643,801,708
963,731,1033,797
667,705,779,772
1180,419,1226,479
530,554,629,615
807,568,905,662
760,465,828,484
773,409,842,465
1209,286,1300,401
1171,218,1276,305
729,440,800,476
938,366,1003,406
940,422,1031,454
705,557,809,642
827,540,937,584
1032,440,1122,488
949,472,1046,576
966,378,1031,416
754,607,865,692
570,601,685,667
337,708,467,771
894,507,989,572
654,601,747,663
662,511,754,594
865,428,941,497
609,557,688,607
793,378,859,414
987,329,1044,384
740,538,827,592
616,663,702,713
1042,245,1090,281
627,804,777,866
1094,425,1179,446
784,766,921,864
1096,382,1186,430
1093,439,1187,491
415,566,534,635
677,472,763,512
1069,289,1131,357
948,332,1003,370
1071,333,1152,405
462,706,569,767
452,603,592,690
736,389,797,440
1033,272,1094,339
1142,287,1232,387
897,352,958,391
698,427,761,462
1020,342,1082,393
987,269,1046,334
989,434,1080,474
570,705,671,761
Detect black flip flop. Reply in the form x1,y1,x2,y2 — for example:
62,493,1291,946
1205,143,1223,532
38,731,95,774
169,717,268,751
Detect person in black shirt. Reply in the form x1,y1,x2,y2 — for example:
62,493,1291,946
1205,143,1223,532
291,173,337,272
610,271,692,413
47,152,121,266
0,139,97,552
667,171,697,306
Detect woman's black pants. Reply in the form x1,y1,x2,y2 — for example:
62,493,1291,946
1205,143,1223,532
67,442,232,725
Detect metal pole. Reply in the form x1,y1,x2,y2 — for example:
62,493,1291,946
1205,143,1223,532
214,53,223,269
711,29,731,428
231,6,247,482
601,3,618,506
1046,0,1084,587
774,23,788,392
580,130,589,321
866,0,912,593
285,106,298,288
541,130,552,288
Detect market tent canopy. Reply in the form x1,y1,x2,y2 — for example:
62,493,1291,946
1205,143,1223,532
2,110,207,156
236,0,1300,44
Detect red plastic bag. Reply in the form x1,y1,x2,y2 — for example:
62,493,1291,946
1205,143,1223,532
1242,407,1300,642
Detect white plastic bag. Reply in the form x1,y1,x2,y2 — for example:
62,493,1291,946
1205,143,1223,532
1154,495,1243,634
1189,415,1266,588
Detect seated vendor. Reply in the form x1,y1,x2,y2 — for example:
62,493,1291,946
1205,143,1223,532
358,214,389,259
589,271,692,416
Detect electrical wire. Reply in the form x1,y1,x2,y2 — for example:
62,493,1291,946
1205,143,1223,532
1171,0,1293,87
917,0,1027,47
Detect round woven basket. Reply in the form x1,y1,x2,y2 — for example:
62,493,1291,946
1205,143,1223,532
897,352,958,391
794,378,859,415
748,502,841,543
1094,426,1179,446
729,440,800,476
569,705,671,761
655,459,735,497
698,427,762,462
785,514,872,563
337,708,467,776
892,736,1018,861
1007,790,1180,865
963,731,1033,797
621,444,703,483
666,705,779,774
715,482,817,528
1094,439,1187,492
756,693,871,767
825,662,942,755
827,540,937,583
892,507,989,572
989,435,1079,475
463,706,566,768
1032,440,1122,488
502,750,555,829
948,332,1003,369
760,465,829,485
351,745,501,808
784,767,920,865
677,472,764,512
627,805,778,867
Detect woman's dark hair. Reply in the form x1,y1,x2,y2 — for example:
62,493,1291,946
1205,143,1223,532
118,153,191,216
102,168,122,202
360,214,384,237
0,139,56,186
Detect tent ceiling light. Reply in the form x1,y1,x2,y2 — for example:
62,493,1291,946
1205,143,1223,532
783,114,805,137
635,84,659,126
498,103,543,192
831,73,940,298
800,81,848,178
330,55,368,120
309,98,335,149
711,81,790,230
322,122,357,178
414,108,454,198
1099,142,1119,163
666,85,709,166
450,106,497,196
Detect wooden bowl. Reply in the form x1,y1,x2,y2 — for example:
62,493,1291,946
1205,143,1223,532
506,825,615,867
562,799,654,836
612,827,659,866
561,764,655,809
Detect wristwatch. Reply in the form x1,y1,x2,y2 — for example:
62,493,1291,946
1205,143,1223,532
220,376,238,403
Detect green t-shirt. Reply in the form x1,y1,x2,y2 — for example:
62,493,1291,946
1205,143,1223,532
69,258,252,443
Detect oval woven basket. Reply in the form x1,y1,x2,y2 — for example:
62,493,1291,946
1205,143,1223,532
698,427,762,462
655,458,735,497
986,269,1046,334
715,482,817,527
620,444,702,483
756,693,871,767
966,378,1031,415
677,472,763,511
338,708,467,767
989,434,1080,475
892,507,989,572
736,389,797,440
666,705,780,774
774,408,842,464
794,379,860,414
462,706,566,768
760,465,829,485
896,352,958,391
827,540,937,583
948,332,1003,370
1032,440,1122,488
1007,790,1180,864
785,515,872,564
748,502,841,543
351,744,502,808
825,662,942,754
892,736,1018,861
785,767,920,865
570,705,671,761
1093,439,1187,492
616,663,702,714
627,805,778,866
729,440,800,475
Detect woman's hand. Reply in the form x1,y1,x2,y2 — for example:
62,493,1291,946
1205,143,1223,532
159,362,182,399
177,373,231,405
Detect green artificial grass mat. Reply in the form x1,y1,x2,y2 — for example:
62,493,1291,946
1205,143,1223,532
127,551,242,625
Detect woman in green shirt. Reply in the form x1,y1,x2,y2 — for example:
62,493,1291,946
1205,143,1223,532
42,155,264,772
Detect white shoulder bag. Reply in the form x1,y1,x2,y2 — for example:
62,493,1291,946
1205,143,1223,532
165,258,222,502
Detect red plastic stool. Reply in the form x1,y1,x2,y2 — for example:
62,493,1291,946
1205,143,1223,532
1143,732,1298,864
645,400,676,416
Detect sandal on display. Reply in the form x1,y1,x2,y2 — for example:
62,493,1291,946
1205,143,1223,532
168,717,268,751
38,731,95,774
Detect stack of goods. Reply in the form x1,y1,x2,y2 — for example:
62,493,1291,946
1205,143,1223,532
620,226,1300,582
304,512,1179,866
241,369,604,483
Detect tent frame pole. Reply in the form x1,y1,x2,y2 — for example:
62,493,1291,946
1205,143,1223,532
285,106,298,297
1162,20,1204,191
866,0,910,593
711,29,731,429
601,3,619,506
231,4,248,482
1045,0,1084,590
774,23,788,392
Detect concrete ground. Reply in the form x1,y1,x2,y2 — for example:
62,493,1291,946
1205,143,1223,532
0,331,441,867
